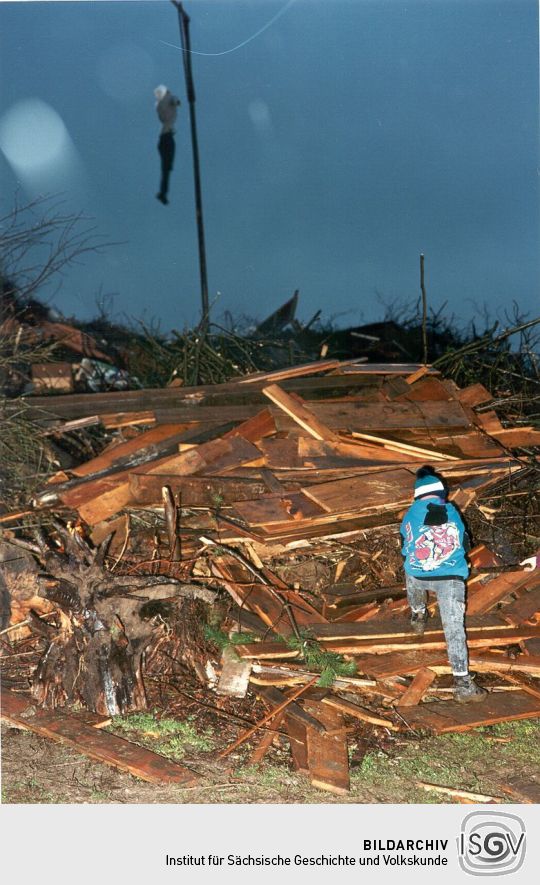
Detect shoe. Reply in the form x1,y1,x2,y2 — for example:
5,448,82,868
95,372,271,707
156,193,169,205
454,674,488,704
410,609,429,635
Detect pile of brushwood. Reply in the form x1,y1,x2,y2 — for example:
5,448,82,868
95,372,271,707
1,343,540,793
2,195,540,794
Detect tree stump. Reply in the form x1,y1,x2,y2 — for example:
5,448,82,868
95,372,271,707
0,524,216,715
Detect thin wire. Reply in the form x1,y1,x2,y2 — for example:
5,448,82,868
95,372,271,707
161,0,296,57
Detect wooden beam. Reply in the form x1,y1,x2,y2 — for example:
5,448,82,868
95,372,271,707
0,688,197,785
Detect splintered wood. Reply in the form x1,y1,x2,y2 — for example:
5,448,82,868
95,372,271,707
6,358,540,793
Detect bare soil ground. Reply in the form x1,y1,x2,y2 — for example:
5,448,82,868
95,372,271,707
3,711,540,805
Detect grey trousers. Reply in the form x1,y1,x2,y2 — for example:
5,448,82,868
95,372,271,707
405,573,469,676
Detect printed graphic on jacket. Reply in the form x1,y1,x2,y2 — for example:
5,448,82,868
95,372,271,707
409,522,460,572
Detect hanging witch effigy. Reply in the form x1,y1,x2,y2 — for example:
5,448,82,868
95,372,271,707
154,84,181,205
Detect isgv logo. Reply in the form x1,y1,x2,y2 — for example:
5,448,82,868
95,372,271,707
458,812,526,876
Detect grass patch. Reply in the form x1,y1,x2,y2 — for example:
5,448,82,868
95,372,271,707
108,711,215,759
352,718,540,802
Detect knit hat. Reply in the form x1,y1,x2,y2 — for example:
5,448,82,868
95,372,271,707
414,466,446,499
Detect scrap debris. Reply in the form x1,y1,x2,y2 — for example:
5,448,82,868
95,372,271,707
2,357,540,792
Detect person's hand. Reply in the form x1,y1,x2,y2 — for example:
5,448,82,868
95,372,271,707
520,555,539,571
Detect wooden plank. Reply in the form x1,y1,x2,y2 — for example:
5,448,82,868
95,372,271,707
216,647,252,698
404,366,432,386
311,614,519,642
248,711,285,765
233,491,327,527
302,436,415,465
99,411,156,429
189,435,263,475
128,473,268,506
63,435,258,525
301,468,414,514
262,383,340,442
475,410,505,434
469,544,503,569
236,358,343,384
398,689,540,734
0,687,197,785
397,668,437,707
320,695,399,730
260,467,288,494
427,429,503,458
467,570,537,615
500,586,540,626
68,423,195,478
258,438,302,469
353,650,449,679
348,431,457,461
399,376,452,400
320,628,540,655
257,686,327,734
307,400,471,432
456,383,493,407
220,408,276,443
303,701,350,794
285,715,308,772
336,363,438,376
488,428,540,448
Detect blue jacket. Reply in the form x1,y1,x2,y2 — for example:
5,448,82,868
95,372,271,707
400,496,470,580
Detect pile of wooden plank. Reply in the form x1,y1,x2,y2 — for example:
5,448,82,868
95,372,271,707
5,360,540,792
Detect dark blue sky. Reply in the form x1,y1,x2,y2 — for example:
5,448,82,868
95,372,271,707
0,0,538,331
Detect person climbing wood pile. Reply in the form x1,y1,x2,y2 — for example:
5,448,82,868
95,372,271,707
400,466,488,704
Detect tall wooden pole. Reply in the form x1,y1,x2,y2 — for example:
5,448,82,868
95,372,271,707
172,1,210,333
420,252,428,365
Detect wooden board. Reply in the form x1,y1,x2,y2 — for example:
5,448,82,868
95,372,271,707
216,647,252,698
0,688,197,785
398,689,540,734
236,359,343,385
320,695,399,730
232,491,327,527
487,427,540,448
99,411,156,429
258,438,302,469
302,468,414,514
220,408,276,442
285,715,309,772
201,435,264,475
62,435,259,525
129,473,268,506
317,625,540,655
353,650,449,679
468,652,540,678
469,544,503,569
303,701,350,794
257,686,327,734
263,384,340,442
500,586,540,626
467,570,537,615
456,383,493,407
307,400,471,432
311,614,512,641
397,668,437,707
68,423,194,478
